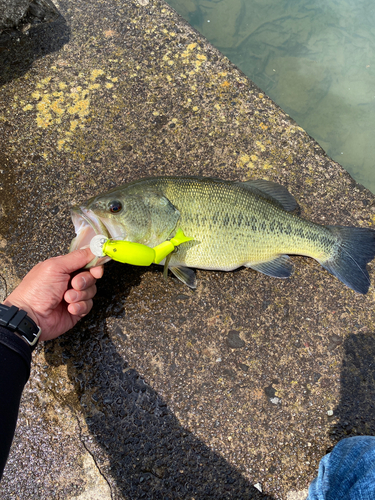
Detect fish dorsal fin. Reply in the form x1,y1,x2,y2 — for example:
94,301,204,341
236,179,298,212
169,266,197,289
246,255,293,278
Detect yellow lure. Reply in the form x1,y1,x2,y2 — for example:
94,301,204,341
102,228,193,266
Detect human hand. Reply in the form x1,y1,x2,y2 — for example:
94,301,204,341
3,248,103,341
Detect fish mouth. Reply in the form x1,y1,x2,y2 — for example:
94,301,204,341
70,206,126,267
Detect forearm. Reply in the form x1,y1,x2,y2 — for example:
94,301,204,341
0,327,31,480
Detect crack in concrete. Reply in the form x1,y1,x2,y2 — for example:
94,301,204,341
73,406,114,500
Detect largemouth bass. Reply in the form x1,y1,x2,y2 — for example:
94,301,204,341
70,176,375,294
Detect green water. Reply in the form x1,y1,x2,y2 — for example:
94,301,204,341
166,0,375,194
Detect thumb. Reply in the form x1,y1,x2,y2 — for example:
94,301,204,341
54,248,96,274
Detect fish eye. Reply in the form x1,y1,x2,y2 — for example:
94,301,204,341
109,200,122,213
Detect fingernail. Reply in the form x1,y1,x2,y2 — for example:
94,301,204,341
77,276,86,289
70,291,78,302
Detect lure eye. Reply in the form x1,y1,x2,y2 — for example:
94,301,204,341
109,200,122,213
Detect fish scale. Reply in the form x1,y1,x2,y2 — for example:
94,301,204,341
155,177,333,270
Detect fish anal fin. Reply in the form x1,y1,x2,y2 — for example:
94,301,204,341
236,179,298,212
170,266,197,288
246,255,293,278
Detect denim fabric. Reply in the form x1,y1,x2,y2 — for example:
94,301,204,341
307,436,375,500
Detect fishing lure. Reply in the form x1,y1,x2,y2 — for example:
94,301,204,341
90,228,192,279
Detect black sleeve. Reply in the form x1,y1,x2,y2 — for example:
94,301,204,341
0,327,31,480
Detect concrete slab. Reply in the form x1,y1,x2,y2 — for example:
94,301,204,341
1,0,375,498
0,0,59,33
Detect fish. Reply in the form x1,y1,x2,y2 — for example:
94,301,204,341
70,176,375,294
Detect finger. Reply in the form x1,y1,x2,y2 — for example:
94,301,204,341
64,284,97,304
71,271,96,291
67,299,93,317
90,265,104,279
53,248,96,274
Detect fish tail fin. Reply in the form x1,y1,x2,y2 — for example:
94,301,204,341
319,226,375,294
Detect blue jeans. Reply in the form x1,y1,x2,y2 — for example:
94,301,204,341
307,436,375,500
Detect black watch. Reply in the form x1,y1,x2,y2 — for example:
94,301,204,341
0,304,41,351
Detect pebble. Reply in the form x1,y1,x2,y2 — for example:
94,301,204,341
327,334,343,351
226,330,245,348
254,483,262,492
264,384,276,399
286,490,309,500
238,363,249,372
327,410,334,416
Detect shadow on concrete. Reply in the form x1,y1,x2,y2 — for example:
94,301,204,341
329,332,375,450
45,262,274,499
0,13,69,86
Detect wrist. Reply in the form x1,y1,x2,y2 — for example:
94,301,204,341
3,298,39,326
0,303,42,351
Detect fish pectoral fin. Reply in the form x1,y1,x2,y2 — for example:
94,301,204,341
236,179,298,212
169,266,197,289
246,255,293,278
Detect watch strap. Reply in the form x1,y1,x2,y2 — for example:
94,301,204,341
0,304,41,351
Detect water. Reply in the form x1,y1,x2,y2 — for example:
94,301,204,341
166,0,375,194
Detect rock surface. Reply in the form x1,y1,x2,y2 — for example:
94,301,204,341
0,0,59,33
1,0,375,498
